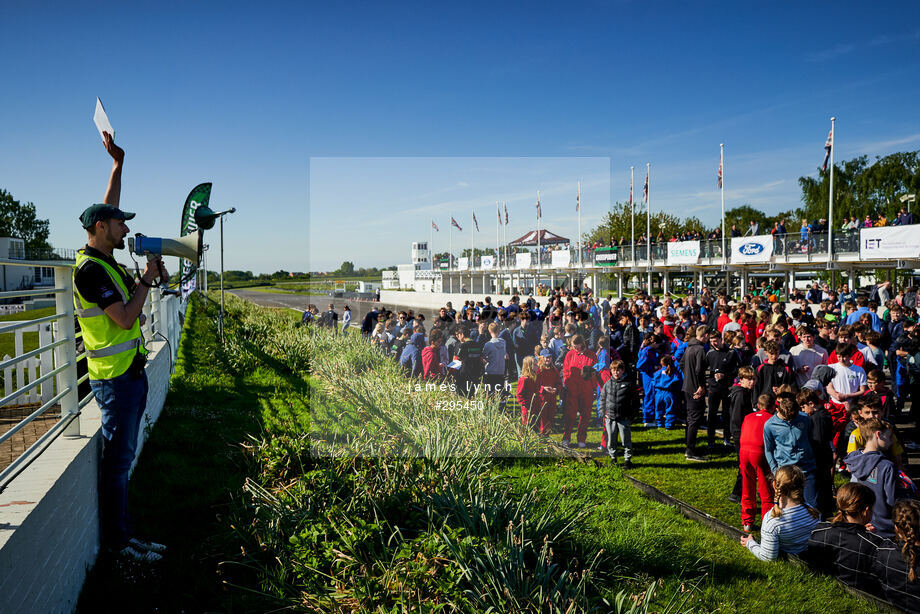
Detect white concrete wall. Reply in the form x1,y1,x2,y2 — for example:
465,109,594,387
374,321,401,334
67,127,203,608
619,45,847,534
0,339,174,614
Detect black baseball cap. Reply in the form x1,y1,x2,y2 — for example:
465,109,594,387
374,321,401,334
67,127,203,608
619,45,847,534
79,204,135,229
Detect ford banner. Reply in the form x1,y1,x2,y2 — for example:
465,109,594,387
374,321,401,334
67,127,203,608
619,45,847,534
730,235,773,263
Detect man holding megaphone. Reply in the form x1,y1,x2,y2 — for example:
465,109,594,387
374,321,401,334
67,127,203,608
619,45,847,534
73,131,168,563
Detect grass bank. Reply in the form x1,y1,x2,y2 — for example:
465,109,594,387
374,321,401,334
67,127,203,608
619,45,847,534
77,296,878,612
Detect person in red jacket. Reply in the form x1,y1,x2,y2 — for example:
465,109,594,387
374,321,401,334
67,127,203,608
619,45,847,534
516,356,540,428
534,354,561,435
421,329,445,380
739,393,777,532
562,335,598,448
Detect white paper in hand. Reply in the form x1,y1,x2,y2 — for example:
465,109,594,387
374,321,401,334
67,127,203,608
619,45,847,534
93,98,114,139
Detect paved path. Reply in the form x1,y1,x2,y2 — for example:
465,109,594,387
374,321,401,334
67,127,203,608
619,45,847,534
228,289,442,322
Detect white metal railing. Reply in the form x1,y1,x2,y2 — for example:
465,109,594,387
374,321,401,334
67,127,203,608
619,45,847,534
0,257,182,488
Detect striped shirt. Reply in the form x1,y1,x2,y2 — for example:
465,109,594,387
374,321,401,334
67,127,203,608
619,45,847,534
747,504,820,561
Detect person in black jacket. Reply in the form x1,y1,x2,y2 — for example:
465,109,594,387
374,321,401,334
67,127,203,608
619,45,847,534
727,366,756,501
754,340,796,399
874,500,920,612
706,331,739,448
599,359,638,468
798,389,835,518
361,305,381,338
805,482,884,592
681,326,710,461
618,313,641,363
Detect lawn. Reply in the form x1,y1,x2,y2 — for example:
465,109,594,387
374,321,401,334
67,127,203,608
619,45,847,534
76,296,883,613
0,306,56,358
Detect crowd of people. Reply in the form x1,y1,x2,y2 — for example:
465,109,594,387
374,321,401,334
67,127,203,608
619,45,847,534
306,280,920,610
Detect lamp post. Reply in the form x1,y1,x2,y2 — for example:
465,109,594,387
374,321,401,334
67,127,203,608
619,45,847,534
900,193,916,215
213,208,237,342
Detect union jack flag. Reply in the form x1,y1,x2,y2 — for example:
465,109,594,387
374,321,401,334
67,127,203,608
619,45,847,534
504,203,509,224
576,183,580,212
451,217,462,231
718,155,723,189
536,193,542,219
822,128,834,172
431,220,439,231
473,212,480,232
629,178,633,206
643,172,649,203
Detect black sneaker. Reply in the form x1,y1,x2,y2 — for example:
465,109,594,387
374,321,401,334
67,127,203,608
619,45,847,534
727,493,741,503
685,452,707,462
623,460,634,470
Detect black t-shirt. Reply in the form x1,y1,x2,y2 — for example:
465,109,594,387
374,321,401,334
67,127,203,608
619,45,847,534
457,339,485,377
73,246,136,310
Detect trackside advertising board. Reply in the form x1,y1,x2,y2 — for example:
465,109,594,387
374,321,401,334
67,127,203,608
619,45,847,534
666,240,700,264
859,226,920,259
593,246,618,267
731,235,773,263
516,252,533,268
551,250,571,268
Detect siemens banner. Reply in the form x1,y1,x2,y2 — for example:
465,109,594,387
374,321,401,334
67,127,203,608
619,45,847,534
860,226,920,259
551,250,571,268
731,235,773,263
666,240,701,265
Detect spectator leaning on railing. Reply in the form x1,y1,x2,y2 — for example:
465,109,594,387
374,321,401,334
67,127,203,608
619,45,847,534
73,132,168,564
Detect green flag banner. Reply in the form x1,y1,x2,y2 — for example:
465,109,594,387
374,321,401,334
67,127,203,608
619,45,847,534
180,183,212,299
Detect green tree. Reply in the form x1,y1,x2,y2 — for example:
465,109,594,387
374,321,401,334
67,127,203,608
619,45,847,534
723,205,771,233
337,261,356,276
0,189,51,249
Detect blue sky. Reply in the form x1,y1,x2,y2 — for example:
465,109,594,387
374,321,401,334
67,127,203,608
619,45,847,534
3,2,919,273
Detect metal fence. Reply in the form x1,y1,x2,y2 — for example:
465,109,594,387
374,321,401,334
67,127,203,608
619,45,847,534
447,229,867,271
0,257,181,488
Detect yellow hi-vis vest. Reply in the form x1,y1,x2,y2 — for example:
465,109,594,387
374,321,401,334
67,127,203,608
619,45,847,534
73,250,148,380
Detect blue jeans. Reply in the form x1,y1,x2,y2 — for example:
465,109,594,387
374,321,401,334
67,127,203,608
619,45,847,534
91,370,148,548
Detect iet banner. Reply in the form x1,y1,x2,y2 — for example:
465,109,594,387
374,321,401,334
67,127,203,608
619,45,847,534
730,235,773,263
860,226,920,259
666,240,700,264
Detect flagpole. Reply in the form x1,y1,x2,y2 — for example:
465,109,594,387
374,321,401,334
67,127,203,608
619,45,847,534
646,163,651,263
631,166,635,265
496,202,500,269
537,190,542,271
577,181,582,268
449,214,453,272
828,117,835,265
721,144,727,293
471,210,475,276
430,220,433,270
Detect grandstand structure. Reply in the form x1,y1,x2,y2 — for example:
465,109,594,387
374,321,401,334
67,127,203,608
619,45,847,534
423,226,920,297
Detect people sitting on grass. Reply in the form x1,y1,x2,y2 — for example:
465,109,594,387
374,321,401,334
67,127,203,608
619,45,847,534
806,482,884,592
874,500,920,612
741,464,821,561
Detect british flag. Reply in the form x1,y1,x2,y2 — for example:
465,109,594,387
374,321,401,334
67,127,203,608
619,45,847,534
473,212,480,232
536,193,542,219
431,220,439,232
576,183,580,212
718,156,723,189
504,203,509,224
629,178,633,206
643,173,649,203
451,217,462,231
822,128,834,172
